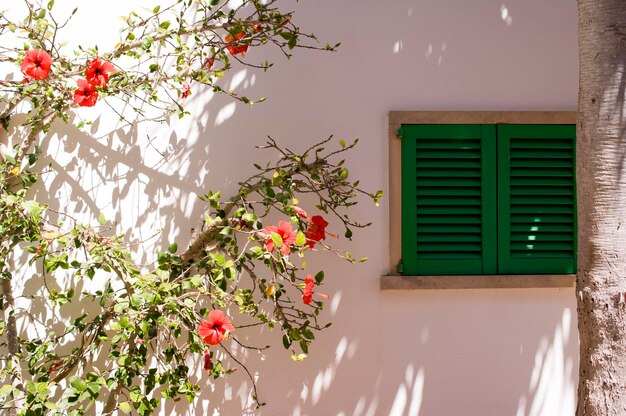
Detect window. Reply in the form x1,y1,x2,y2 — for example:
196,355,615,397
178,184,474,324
399,123,576,275
384,112,577,289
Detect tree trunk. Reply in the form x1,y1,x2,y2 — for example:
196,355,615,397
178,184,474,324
577,1,626,414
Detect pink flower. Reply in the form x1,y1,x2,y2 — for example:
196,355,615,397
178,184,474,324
198,310,235,345
305,215,329,248
263,220,297,255
293,206,308,219
181,81,191,99
73,79,98,107
85,57,115,87
21,49,52,80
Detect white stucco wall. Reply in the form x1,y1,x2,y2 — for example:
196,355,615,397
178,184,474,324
6,0,579,414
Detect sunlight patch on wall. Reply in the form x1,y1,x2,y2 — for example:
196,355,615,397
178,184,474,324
516,308,575,416
330,291,342,314
389,364,425,416
215,102,237,126
230,69,248,90
500,4,513,26
393,40,404,54
311,365,335,404
228,0,244,9
425,42,446,66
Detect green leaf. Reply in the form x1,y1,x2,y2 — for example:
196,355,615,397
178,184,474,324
242,213,257,222
314,271,324,284
0,384,13,398
118,402,133,413
296,232,306,247
21,200,44,221
130,388,142,403
44,401,59,410
97,213,107,225
70,377,87,392
210,253,225,267
168,242,178,254
141,36,153,50
152,5,160,13
339,139,346,148
130,294,142,308
271,232,283,249
249,246,263,258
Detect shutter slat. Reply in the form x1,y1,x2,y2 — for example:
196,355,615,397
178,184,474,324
510,196,574,205
510,149,573,159
415,139,481,149
417,234,482,243
416,187,482,196
417,243,483,252
415,224,483,233
416,215,482,224
511,159,573,168
510,177,573,186
511,186,572,195
416,178,482,187
511,224,573,232
417,206,482,215
510,139,573,148
416,196,482,205
416,169,481,178
511,168,573,177
511,232,573,242
510,242,574,251
511,252,574,259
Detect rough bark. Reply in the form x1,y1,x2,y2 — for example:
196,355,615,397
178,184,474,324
577,1,626,414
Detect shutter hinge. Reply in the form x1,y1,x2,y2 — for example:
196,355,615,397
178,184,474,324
395,127,403,139
396,260,404,274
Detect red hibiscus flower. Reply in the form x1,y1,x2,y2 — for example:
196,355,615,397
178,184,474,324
20,49,52,81
263,220,297,255
198,310,235,345
181,81,191,99
305,215,329,248
293,206,308,219
206,56,215,70
302,274,329,305
203,350,212,372
85,57,115,87
48,359,64,373
225,31,248,56
73,79,98,107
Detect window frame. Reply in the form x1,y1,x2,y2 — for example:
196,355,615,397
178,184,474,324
383,111,577,290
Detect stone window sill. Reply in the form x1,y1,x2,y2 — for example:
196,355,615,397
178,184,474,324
380,274,576,290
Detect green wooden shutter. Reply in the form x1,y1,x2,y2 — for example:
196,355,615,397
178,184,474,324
497,124,576,274
401,124,497,275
